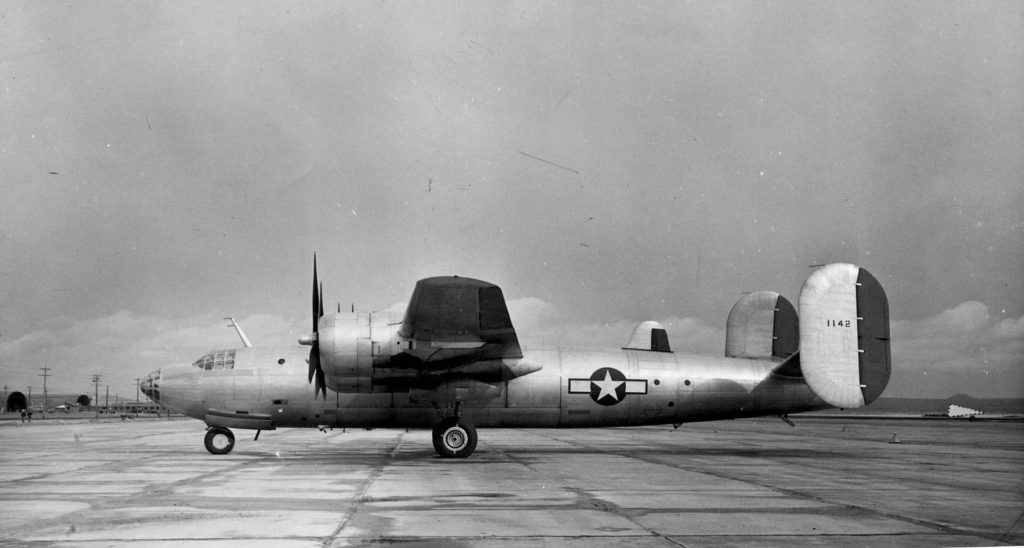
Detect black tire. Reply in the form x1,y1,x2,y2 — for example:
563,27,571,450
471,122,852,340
432,417,477,458
204,427,235,455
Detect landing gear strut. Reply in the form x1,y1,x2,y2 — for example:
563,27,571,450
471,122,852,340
204,427,235,454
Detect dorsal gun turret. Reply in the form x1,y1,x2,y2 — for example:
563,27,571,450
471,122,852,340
623,321,672,352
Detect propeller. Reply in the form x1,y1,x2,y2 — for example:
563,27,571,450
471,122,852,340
308,255,327,399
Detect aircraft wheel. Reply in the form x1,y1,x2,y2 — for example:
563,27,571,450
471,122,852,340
432,418,477,458
204,427,235,455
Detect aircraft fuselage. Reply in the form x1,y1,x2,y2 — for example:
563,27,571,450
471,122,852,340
146,345,826,431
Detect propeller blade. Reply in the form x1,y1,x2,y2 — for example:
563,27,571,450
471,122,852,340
308,254,322,386
308,254,327,398
312,254,319,334
315,367,326,400
308,345,319,383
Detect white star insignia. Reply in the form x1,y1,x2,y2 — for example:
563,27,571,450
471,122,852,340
592,370,624,402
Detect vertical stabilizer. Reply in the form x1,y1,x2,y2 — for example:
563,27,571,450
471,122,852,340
725,292,798,359
799,263,891,408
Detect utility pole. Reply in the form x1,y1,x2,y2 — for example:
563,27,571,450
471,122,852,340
135,378,141,403
39,367,51,418
105,385,109,409
92,375,101,408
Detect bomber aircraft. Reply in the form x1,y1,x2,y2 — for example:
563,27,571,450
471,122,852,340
141,261,890,458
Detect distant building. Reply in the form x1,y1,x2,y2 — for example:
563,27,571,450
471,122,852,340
3,391,163,415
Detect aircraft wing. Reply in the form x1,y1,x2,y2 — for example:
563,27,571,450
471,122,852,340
392,276,523,369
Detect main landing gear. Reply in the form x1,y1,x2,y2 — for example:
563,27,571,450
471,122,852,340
432,417,477,458
431,401,477,458
204,426,235,455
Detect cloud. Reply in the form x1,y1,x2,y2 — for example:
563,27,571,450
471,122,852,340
991,315,1024,341
917,301,990,334
888,302,1024,398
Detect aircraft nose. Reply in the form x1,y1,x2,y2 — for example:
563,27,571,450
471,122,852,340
140,369,160,401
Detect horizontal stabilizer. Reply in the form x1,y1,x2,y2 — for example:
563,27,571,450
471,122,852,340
799,263,891,409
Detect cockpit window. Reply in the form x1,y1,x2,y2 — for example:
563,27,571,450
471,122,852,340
192,350,236,370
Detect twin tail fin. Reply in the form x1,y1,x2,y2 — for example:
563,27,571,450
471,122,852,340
798,263,891,408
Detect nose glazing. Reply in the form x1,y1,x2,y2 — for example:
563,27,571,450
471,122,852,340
141,370,160,401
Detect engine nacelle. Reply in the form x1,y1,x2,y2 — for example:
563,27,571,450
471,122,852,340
318,311,403,393
316,310,541,393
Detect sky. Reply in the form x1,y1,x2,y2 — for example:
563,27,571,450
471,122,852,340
1,2,1021,402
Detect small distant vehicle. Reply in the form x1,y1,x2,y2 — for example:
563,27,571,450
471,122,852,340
142,261,891,458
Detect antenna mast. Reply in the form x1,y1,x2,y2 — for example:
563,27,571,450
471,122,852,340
225,318,253,348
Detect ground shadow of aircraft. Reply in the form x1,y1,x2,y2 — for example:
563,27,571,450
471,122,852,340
141,261,890,458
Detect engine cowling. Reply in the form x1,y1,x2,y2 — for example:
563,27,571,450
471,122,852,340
318,312,395,393
316,310,540,393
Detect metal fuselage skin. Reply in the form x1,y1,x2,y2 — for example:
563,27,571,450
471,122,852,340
145,345,828,431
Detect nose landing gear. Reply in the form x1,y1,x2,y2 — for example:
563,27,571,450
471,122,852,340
204,427,236,454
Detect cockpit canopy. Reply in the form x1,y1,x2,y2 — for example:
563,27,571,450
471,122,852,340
192,350,237,371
